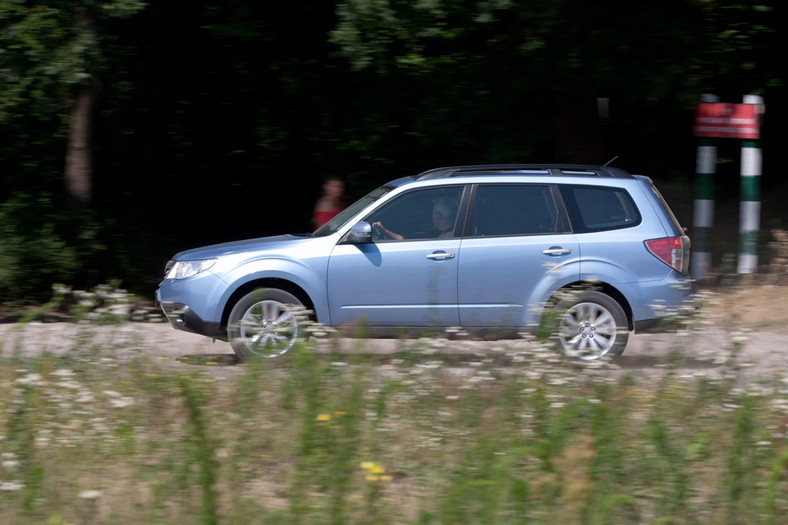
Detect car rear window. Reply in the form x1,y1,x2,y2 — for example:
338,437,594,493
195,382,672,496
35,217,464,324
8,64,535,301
560,185,641,233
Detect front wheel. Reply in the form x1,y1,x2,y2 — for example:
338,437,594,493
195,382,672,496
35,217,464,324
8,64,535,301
547,290,629,360
227,289,306,360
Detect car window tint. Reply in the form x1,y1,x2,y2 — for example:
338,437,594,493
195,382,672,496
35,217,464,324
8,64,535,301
561,185,641,233
366,186,464,241
472,185,558,236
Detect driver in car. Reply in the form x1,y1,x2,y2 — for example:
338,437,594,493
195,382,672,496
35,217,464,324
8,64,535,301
372,197,456,240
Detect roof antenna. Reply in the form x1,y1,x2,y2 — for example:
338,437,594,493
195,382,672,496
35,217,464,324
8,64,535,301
603,155,619,167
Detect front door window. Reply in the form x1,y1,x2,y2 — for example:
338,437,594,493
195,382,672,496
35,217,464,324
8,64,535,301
366,187,464,241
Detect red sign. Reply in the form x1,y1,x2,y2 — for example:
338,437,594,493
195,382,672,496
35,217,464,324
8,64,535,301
694,103,760,139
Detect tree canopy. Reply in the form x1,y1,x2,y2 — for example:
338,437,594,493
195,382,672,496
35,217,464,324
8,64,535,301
0,0,783,297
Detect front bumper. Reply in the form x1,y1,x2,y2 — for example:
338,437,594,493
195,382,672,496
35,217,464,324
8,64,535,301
157,297,224,339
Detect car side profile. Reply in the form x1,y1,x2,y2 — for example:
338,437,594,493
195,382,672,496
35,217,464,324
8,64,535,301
156,164,694,360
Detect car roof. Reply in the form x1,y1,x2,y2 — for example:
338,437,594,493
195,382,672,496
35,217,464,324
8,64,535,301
414,164,633,180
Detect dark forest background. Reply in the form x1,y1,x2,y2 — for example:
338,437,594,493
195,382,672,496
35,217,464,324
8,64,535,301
0,0,784,300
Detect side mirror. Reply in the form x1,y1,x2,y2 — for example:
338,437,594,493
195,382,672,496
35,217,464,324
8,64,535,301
340,221,373,244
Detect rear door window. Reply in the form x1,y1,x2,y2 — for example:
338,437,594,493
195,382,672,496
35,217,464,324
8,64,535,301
471,185,562,236
560,185,641,233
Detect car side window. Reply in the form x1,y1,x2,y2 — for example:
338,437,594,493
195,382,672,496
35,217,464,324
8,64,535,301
560,185,641,233
366,186,464,241
472,185,559,236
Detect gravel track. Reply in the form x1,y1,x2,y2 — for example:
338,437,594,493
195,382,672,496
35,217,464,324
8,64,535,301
1,320,784,383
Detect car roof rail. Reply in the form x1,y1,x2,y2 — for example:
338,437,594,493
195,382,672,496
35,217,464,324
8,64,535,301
415,164,633,180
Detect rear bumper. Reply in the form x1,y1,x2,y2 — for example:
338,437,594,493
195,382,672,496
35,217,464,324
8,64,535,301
633,293,701,333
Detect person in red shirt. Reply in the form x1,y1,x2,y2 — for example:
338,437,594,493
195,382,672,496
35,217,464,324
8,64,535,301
313,177,345,229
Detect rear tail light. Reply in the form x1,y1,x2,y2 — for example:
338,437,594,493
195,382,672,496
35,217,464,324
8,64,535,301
645,237,687,273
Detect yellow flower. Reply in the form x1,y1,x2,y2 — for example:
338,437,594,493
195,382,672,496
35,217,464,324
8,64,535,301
360,461,387,476
316,414,331,422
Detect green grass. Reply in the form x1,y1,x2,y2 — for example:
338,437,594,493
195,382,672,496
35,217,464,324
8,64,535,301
1,296,787,523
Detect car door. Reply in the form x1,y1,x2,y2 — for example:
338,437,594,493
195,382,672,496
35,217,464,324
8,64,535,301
458,184,580,327
326,186,466,327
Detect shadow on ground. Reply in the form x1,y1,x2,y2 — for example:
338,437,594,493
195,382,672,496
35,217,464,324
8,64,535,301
176,354,240,366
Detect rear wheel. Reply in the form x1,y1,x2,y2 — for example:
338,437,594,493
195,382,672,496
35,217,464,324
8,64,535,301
227,289,306,359
548,290,629,360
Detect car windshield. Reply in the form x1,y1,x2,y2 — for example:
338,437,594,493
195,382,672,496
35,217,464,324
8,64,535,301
312,184,394,237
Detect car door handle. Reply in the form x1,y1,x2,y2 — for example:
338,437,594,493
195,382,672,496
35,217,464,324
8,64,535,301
542,246,571,256
427,251,455,260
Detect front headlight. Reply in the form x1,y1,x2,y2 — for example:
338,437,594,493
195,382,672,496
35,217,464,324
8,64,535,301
165,258,217,280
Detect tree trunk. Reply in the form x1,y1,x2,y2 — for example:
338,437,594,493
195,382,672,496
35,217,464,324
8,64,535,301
65,77,98,208
64,8,96,209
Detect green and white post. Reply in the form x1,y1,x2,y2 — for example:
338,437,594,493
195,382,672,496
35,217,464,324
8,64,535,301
691,95,718,280
737,95,764,274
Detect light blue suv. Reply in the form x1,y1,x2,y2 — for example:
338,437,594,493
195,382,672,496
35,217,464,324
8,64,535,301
156,164,693,360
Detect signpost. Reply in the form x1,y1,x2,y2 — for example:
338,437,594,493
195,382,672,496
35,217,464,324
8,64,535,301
694,102,761,139
691,95,764,279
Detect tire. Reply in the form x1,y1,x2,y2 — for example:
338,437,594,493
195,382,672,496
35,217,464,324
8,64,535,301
227,288,306,360
546,290,629,360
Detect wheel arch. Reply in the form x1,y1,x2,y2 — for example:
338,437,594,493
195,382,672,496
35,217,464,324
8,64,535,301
551,281,633,330
221,278,316,329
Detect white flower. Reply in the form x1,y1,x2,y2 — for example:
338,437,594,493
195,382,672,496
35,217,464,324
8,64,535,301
15,373,45,386
78,489,102,499
2,459,20,470
109,397,134,409
0,481,24,491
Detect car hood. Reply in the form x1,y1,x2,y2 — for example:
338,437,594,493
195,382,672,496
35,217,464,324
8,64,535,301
172,234,314,260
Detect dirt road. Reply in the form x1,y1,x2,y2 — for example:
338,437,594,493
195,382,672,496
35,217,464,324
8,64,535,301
1,315,785,384
1,283,784,381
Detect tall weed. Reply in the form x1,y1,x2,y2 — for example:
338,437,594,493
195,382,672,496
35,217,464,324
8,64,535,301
1,293,787,523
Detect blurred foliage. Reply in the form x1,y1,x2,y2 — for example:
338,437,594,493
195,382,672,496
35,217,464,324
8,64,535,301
0,193,157,301
0,194,79,297
0,0,783,298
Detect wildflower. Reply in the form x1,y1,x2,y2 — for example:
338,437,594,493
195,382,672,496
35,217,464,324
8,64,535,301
109,397,134,409
0,481,24,491
2,459,20,470
76,391,95,403
316,414,331,422
79,489,102,499
52,283,72,295
361,460,392,482
15,373,44,386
